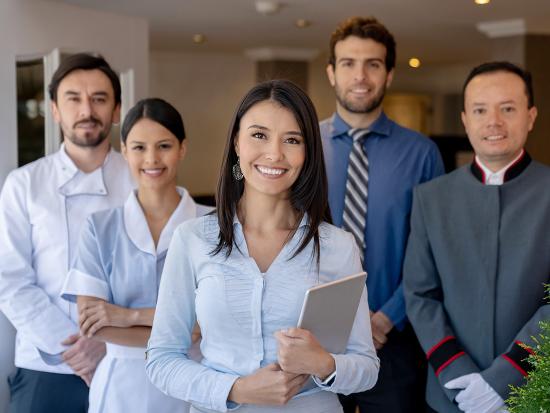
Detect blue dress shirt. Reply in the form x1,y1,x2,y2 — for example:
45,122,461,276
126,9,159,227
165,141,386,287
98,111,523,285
320,112,444,329
146,215,379,412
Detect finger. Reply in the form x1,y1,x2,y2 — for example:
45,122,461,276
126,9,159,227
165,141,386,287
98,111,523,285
87,318,107,337
81,313,102,336
284,328,308,339
265,363,282,371
61,333,80,346
445,375,471,390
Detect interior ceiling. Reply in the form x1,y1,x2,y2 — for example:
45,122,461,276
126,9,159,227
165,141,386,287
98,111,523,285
49,0,550,65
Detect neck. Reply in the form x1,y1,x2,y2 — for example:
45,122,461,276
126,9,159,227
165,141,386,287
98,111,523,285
137,184,181,222
336,103,383,129
237,189,299,233
478,149,524,173
64,139,111,173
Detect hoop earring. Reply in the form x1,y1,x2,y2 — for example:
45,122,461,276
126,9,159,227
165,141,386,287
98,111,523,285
232,156,244,181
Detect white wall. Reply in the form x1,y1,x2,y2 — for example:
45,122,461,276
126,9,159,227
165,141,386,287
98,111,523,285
150,50,255,196
0,1,149,411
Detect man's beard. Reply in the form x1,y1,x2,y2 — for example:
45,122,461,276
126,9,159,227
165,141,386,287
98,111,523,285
335,83,386,114
63,117,111,148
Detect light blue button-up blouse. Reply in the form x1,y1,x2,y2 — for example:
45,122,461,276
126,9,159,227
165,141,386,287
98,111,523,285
146,214,379,412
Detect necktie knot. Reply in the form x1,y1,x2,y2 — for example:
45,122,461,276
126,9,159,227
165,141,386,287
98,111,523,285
348,128,370,142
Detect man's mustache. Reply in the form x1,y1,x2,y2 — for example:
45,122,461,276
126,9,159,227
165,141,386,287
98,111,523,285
73,117,102,128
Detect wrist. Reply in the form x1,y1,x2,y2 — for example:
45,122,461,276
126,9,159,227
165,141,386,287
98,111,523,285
228,377,246,404
316,353,336,380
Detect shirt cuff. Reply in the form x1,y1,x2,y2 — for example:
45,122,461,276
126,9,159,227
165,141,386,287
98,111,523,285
313,370,337,387
61,269,110,303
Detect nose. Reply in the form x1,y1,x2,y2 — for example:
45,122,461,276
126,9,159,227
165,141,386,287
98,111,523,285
79,98,93,119
265,140,284,162
354,63,368,82
487,108,504,127
144,148,159,165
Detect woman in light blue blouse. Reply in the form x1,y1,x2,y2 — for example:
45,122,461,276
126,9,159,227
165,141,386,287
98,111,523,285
61,98,209,413
146,80,379,413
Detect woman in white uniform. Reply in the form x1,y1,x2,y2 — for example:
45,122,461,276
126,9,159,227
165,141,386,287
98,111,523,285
62,98,208,413
146,80,380,412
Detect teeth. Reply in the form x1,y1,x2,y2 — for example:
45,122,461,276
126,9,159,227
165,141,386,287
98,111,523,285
257,166,285,176
485,135,505,141
142,168,163,176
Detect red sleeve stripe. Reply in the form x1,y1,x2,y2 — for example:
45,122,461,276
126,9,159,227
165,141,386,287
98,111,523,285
426,336,455,359
515,341,534,355
502,341,534,376
502,355,528,377
435,352,465,377
427,336,466,376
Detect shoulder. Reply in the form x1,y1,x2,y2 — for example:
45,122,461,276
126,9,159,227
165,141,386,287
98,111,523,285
5,153,56,184
387,119,438,151
318,221,355,249
86,206,125,239
175,214,219,244
412,166,469,211
319,115,335,138
528,161,550,181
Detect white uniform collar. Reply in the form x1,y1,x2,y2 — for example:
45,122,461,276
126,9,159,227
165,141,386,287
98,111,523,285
124,187,198,256
55,143,115,196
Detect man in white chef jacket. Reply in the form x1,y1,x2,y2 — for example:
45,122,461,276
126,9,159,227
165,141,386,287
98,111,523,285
0,53,134,412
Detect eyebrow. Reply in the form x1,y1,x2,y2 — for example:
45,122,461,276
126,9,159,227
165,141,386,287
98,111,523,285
63,90,109,97
129,139,173,144
247,124,303,136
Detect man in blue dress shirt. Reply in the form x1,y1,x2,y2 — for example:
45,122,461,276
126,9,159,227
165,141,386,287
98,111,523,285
320,16,444,412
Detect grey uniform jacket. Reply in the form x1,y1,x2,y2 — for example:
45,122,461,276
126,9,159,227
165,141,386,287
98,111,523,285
403,154,550,412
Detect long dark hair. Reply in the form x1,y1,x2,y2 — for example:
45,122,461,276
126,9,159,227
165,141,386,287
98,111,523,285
213,79,332,262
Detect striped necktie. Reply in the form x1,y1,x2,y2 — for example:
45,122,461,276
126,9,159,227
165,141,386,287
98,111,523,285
342,128,369,262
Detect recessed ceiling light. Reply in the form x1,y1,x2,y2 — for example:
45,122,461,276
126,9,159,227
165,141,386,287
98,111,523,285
474,0,490,4
192,34,206,44
295,19,311,28
409,57,421,68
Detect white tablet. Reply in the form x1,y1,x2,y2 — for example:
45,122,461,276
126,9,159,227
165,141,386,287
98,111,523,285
297,272,367,354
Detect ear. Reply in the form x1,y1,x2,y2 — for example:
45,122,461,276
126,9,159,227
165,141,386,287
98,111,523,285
527,106,538,132
326,64,336,87
51,101,61,123
234,135,240,157
120,141,128,160
461,111,467,129
386,69,394,88
178,141,187,160
112,103,121,125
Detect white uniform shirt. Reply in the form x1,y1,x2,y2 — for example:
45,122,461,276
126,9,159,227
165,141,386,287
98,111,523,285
60,188,209,413
0,145,134,374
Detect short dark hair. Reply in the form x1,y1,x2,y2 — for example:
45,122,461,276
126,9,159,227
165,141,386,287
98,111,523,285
329,16,396,72
48,53,121,104
213,79,332,262
462,61,534,109
121,98,186,144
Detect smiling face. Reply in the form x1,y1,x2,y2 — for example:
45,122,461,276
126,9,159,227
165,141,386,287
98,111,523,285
234,100,306,199
326,36,393,116
462,71,537,171
52,69,120,150
121,117,185,191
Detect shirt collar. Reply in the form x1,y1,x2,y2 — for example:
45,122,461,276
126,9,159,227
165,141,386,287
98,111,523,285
330,111,392,139
55,143,116,195
124,187,198,256
470,150,531,185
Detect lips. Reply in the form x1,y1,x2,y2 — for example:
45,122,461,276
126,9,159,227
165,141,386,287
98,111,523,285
255,165,286,176
142,168,165,177
484,134,506,141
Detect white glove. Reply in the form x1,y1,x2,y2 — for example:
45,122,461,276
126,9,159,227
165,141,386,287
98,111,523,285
445,373,507,413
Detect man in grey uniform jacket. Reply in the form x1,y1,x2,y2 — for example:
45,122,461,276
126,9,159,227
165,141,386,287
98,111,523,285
403,61,550,412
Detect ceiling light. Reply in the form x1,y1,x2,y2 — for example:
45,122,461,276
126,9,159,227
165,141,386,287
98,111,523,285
192,34,206,44
295,19,311,28
474,0,490,4
255,1,282,15
409,57,421,68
